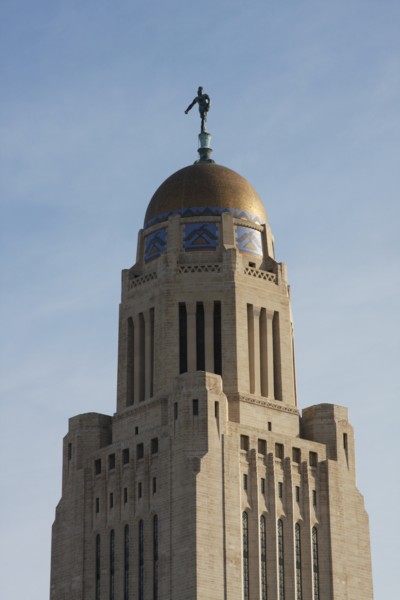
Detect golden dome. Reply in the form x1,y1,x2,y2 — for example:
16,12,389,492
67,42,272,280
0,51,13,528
144,163,267,228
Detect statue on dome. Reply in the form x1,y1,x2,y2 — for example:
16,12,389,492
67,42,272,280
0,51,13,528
185,87,211,133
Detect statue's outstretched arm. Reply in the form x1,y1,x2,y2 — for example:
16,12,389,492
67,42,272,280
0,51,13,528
185,98,198,114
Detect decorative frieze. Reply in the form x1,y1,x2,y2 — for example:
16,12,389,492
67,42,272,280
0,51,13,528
244,266,276,283
128,272,158,290
238,393,299,415
178,264,221,274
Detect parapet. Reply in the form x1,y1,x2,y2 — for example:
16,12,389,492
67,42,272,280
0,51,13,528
301,403,350,462
68,412,112,433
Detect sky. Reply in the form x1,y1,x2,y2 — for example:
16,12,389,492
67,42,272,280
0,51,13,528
0,0,399,597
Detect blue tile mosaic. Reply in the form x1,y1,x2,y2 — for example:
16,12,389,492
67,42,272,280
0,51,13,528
183,223,219,250
144,228,168,261
235,226,263,256
144,206,263,229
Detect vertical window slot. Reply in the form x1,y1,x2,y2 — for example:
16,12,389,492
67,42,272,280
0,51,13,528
124,526,129,600
95,534,101,600
192,398,199,416
153,516,159,600
260,516,267,600
110,530,115,600
295,523,302,600
127,318,135,406
259,307,268,397
179,303,188,374
242,512,249,600
247,304,255,394
312,527,320,600
138,313,145,402
278,519,285,600
139,520,144,600
150,308,155,397
213,301,222,375
273,311,282,400
196,302,205,371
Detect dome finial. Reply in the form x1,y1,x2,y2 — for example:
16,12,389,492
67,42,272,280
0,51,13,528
184,87,214,163
196,131,214,163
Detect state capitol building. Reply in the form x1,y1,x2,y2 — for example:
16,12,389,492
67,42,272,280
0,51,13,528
50,126,373,600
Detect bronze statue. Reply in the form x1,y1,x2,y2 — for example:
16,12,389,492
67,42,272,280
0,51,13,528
185,87,211,132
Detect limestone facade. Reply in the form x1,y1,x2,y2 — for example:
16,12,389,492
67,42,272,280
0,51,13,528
50,162,373,599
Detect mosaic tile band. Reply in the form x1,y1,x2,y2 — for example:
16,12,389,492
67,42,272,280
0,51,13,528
144,227,168,262
183,223,219,250
144,205,264,229
235,225,263,256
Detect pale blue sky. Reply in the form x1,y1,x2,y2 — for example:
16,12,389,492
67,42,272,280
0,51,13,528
1,1,399,598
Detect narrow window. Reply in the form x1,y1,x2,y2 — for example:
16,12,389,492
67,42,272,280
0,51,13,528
213,301,222,375
309,451,317,467
149,307,155,397
292,447,301,463
272,312,282,400
196,302,205,370
312,490,317,507
68,443,72,460
258,439,266,455
110,529,115,600
243,473,248,491
179,303,188,373
152,477,157,494
272,311,282,400
343,432,349,464
275,443,284,459
123,448,130,464
260,516,267,600
261,478,266,494
138,482,142,499
108,453,116,470
109,492,114,509
240,435,250,451
247,304,255,394
151,438,159,454
312,527,320,600
124,525,129,600
136,443,144,460
260,307,268,397
295,486,300,502
242,512,249,600
124,488,128,504
295,523,302,600
127,317,135,406
214,401,219,418
139,520,144,600
278,519,285,600
153,515,159,600
95,534,101,600
192,398,199,416
139,313,145,402
135,426,139,435
95,459,101,475
268,421,272,431
278,482,283,498
174,402,178,420
95,497,100,513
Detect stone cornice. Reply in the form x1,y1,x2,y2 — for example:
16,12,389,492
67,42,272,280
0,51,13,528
235,393,299,415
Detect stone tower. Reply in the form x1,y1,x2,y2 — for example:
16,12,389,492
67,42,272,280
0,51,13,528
50,134,374,600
